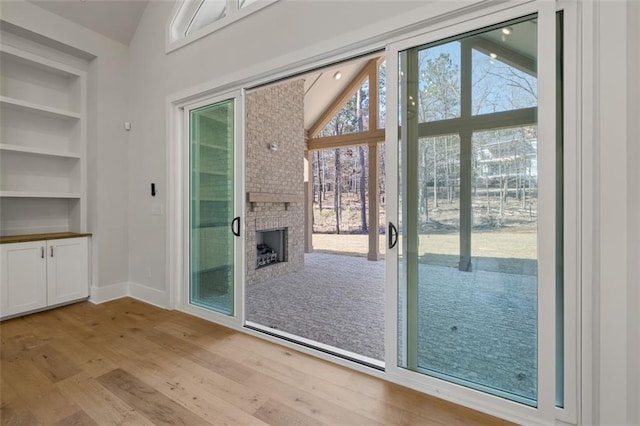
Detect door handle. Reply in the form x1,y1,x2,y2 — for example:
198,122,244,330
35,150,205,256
41,247,45,259
50,246,54,257
388,222,398,249
231,217,240,237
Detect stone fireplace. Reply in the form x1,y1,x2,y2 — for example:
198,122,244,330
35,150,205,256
245,79,305,285
256,228,287,268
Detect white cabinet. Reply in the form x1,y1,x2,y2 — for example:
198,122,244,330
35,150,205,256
0,236,89,319
46,237,89,306
0,241,47,317
0,44,86,236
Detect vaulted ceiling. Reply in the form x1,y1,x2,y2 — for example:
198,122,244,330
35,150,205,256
27,0,149,45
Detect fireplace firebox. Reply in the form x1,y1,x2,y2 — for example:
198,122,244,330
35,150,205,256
256,228,287,269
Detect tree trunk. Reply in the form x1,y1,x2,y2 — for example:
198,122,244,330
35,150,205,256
359,146,367,232
334,148,342,234
356,88,367,233
433,138,438,208
422,143,429,221
316,151,323,211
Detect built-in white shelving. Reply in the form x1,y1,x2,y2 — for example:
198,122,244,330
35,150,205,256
0,191,82,199
0,96,81,120
0,144,81,159
0,43,86,236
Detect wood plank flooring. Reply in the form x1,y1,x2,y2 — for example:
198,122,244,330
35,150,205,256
0,298,515,425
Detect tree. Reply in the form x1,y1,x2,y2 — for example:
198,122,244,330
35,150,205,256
415,51,460,221
334,148,342,234
356,87,368,232
316,151,323,211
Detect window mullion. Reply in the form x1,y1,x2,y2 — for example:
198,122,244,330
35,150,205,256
228,0,238,15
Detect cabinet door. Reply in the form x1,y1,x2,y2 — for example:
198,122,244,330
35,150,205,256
0,241,47,318
47,237,89,306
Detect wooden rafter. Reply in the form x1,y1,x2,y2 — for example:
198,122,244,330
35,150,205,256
368,59,379,131
307,57,380,138
307,129,385,151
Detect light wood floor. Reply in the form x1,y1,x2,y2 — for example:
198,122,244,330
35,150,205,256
1,298,514,425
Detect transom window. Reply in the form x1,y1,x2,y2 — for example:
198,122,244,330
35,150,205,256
168,0,278,51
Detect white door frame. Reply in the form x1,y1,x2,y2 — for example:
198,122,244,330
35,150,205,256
165,1,585,424
384,2,579,424
171,89,246,329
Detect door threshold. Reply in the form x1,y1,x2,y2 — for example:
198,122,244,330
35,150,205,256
244,321,385,371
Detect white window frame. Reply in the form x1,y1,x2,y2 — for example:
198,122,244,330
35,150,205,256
166,0,279,53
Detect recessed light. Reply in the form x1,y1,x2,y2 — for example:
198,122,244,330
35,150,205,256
490,52,498,59
333,71,342,80
501,26,512,35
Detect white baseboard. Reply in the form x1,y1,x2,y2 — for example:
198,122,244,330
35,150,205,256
128,281,170,309
89,281,170,309
89,282,128,304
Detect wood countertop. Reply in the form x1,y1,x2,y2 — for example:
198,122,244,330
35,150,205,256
0,232,92,244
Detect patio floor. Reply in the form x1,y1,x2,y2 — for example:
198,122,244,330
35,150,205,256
245,251,537,402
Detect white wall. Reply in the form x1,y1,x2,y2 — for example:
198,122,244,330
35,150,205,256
627,1,640,424
591,1,639,424
0,1,130,292
126,0,427,303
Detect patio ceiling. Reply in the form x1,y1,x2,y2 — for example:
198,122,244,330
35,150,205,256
303,54,378,131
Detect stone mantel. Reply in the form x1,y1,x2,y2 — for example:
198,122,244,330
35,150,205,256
247,192,300,210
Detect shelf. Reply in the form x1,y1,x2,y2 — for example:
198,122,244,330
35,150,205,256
0,45,81,78
0,144,81,159
0,191,81,199
0,96,81,120
247,192,300,211
200,143,229,152
192,197,229,202
0,43,86,236
194,170,229,176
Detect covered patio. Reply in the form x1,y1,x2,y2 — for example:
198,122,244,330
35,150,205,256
245,250,537,401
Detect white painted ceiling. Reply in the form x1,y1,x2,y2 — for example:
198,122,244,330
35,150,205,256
28,0,149,45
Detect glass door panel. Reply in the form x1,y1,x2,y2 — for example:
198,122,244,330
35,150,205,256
398,15,540,405
190,99,236,315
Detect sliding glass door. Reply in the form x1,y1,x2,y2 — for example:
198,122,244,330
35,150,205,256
387,4,570,417
188,98,239,315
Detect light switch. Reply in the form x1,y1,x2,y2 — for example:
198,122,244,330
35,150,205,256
151,204,163,215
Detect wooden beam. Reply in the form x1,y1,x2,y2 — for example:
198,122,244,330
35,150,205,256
304,150,313,253
368,60,379,132
308,58,380,138
308,129,385,151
